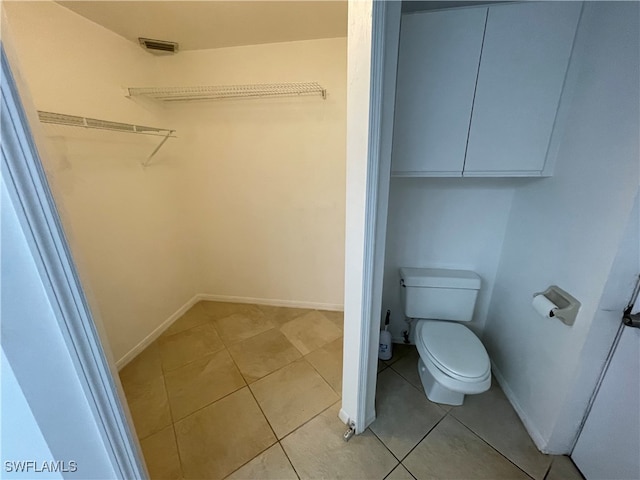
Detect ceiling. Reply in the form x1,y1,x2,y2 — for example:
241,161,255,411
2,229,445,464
56,1,347,51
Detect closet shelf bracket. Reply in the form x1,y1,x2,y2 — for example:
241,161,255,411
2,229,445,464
37,111,177,165
143,130,175,166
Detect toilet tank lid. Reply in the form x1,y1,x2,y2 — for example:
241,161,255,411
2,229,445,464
400,268,481,289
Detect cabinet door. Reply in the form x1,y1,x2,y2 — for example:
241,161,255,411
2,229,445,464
392,8,487,176
463,2,582,176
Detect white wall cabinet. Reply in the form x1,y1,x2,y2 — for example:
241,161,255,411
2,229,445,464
392,8,487,176
392,2,582,177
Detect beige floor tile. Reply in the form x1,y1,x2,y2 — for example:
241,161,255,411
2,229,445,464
386,464,415,480
450,381,551,479
163,303,210,337
378,360,388,373
317,310,344,332
119,342,163,387
250,359,339,438
305,337,343,395
281,404,398,480
165,349,246,420
545,456,584,480
390,348,421,390
158,322,224,372
201,301,263,321
214,312,275,346
388,349,454,412
226,443,298,480
175,387,276,480
140,425,182,480
383,343,414,366
123,375,172,440
280,311,342,355
403,416,529,480
258,305,312,327
228,329,302,383
371,369,446,459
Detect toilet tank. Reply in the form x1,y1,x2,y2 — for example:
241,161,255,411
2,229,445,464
399,268,481,322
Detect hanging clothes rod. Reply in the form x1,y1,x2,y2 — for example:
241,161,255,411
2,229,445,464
127,82,327,102
37,111,176,165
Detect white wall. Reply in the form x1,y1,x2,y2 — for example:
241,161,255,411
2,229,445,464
1,178,117,479
1,349,63,480
484,1,640,453
148,38,347,308
3,1,197,362
382,178,517,339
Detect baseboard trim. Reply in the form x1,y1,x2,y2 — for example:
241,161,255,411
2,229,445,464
115,294,200,370
116,293,344,369
197,293,343,312
492,362,549,452
338,408,350,426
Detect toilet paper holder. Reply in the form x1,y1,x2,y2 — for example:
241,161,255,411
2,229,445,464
533,286,581,326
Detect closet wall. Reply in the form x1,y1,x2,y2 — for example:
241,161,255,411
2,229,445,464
150,38,347,309
3,1,196,362
4,1,347,363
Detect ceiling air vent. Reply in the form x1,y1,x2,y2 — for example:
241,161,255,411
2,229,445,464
138,37,179,55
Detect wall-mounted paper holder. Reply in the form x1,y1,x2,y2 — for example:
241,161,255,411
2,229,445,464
533,286,581,326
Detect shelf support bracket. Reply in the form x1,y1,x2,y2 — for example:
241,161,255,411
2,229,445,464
143,130,174,167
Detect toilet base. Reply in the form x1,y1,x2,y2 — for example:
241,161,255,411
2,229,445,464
418,358,465,406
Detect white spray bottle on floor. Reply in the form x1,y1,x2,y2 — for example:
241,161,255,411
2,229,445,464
378,310,393,361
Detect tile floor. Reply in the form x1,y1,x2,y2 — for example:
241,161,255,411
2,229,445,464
118,301,585,480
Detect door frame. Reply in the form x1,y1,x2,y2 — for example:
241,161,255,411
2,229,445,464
340,0,400,433
1,45,147,479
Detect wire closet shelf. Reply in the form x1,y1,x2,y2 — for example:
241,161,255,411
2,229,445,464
126,82,327,102
37,111,176,166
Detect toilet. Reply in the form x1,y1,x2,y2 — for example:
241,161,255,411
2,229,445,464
400,267,491,406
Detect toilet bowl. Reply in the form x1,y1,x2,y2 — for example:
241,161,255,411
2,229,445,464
415,320,490,405
399,267,491,405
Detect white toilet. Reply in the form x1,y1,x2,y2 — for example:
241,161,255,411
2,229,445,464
400,267,491,406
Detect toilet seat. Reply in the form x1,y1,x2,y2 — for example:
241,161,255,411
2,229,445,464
416,320,490,381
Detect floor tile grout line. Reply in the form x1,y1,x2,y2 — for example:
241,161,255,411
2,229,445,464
448,406,547,479
382,462,418,480
400,463,419,480
380,363,453,414
277,441,302,480
302,348,344,398
159,341,228,376
454,416,538,480
158,307,282,375
163,345,249,423
127,302,343,478
387,363,431,397
278,399,342,445
133,373,175,442
216,303,314,480
223,340,282,443
381,362,545,479
169,421,186,480
246,383,279,440
395,411,450,466
542,459,553,480
220,439,280,480
181,303,311,478
160,309,212,338
367,426,403,472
